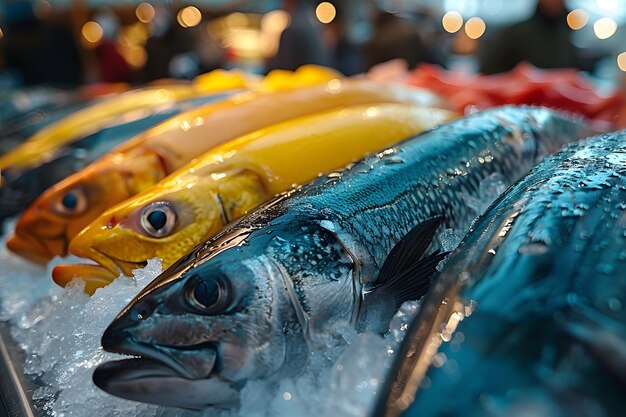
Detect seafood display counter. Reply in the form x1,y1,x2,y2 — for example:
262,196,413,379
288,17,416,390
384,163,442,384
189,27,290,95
0,65,624,417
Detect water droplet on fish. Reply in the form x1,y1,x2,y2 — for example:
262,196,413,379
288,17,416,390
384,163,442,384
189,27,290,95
608,297,622,312
596,263,614,274
383,157,404,165
519,241,549,255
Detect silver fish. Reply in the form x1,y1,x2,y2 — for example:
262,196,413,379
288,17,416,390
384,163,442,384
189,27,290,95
375,132,626,417
93,107,589,409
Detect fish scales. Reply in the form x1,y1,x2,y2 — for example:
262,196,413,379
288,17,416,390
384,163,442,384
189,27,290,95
287,114,570,276
376,132,626,417
93,106,589,410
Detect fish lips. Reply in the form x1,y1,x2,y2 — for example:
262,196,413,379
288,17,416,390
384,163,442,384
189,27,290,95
93,357,239,410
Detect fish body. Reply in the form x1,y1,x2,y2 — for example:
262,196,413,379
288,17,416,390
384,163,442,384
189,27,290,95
0,86,72,126
0,100,94,156
7,79,443,263
53,104,455,294
94,107,589,409
0,93,229,238
0,85,199,171
376,132,626,417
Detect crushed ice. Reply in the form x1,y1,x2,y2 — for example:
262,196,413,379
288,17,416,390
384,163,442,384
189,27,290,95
0,219,424,417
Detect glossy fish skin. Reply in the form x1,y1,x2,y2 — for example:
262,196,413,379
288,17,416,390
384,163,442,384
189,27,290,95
0,86,72,126
56,104,455,294
7,79,443,263
0,93,228,242
93,107,589,410
376,133,626,417
0,85,198,171
0,100,93,156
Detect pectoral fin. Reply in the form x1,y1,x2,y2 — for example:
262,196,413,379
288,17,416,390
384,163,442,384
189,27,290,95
358,216,449,333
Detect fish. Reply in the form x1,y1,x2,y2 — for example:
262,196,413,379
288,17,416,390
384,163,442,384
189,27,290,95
92,106,589,410
0,93,232,237
0,85,200,171
0,86,73,127
52,104,456,294
0,100,96,156
374,131,626,417
6,79,443,263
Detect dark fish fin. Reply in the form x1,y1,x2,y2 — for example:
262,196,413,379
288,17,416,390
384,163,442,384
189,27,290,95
374,249,449,310
375,215,446,289
357,216,448,334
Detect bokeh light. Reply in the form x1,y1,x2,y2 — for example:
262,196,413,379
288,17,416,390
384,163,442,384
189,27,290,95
593,17,617,39
81,21,103,44
135,3,155,24
465,17,486,40
177,6,202,28
617,52,626,72
226,12,249,28
566,9,588,30
120,46,148,68
442,11,463,33
0,27,3,40
316,2,336,24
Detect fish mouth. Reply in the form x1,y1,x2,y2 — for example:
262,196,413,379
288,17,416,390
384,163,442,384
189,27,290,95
88,246,149,277
93,357,239,410
95,337,238,409
52,262,119,295
5,231,66,264
52,246,147,293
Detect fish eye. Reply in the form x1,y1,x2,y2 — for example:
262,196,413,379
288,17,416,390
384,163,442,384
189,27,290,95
183,274,233,315
140,202,176,238
55,188,87,215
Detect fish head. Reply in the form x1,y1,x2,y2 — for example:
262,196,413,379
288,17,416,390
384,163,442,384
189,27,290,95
55,168,270,292
94,214,358,409
7,151,167,263
94,229,295,409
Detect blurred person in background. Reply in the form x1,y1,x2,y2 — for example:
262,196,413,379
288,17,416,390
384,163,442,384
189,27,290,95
324,2,365,76
480,0,579,74
143,6,196,81
93,9,132,83
266,0,331,72
364,8,439,70
3,0,82,86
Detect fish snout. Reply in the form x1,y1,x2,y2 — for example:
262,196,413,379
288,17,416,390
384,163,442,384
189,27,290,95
6,231,56,264
102,297,159,353
102,300,220,380
8,209,68,262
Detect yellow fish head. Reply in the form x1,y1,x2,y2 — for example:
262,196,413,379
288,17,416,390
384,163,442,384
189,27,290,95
7,151,168,264
53,168,269,293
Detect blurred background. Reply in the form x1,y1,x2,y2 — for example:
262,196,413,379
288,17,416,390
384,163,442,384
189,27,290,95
0,0,625,89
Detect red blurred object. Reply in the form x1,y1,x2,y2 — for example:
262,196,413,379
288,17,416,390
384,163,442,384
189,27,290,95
406,63,626,131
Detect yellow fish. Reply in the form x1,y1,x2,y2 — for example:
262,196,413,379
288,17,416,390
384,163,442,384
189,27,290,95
54,103,455,294
7,79,444,264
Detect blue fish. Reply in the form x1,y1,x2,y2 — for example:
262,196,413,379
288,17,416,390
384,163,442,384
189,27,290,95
376,132,626,417
93,106,589,410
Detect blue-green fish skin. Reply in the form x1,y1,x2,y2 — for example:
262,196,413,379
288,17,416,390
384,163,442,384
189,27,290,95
93,106,590,410
376,132,626,417
0,93,230,230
